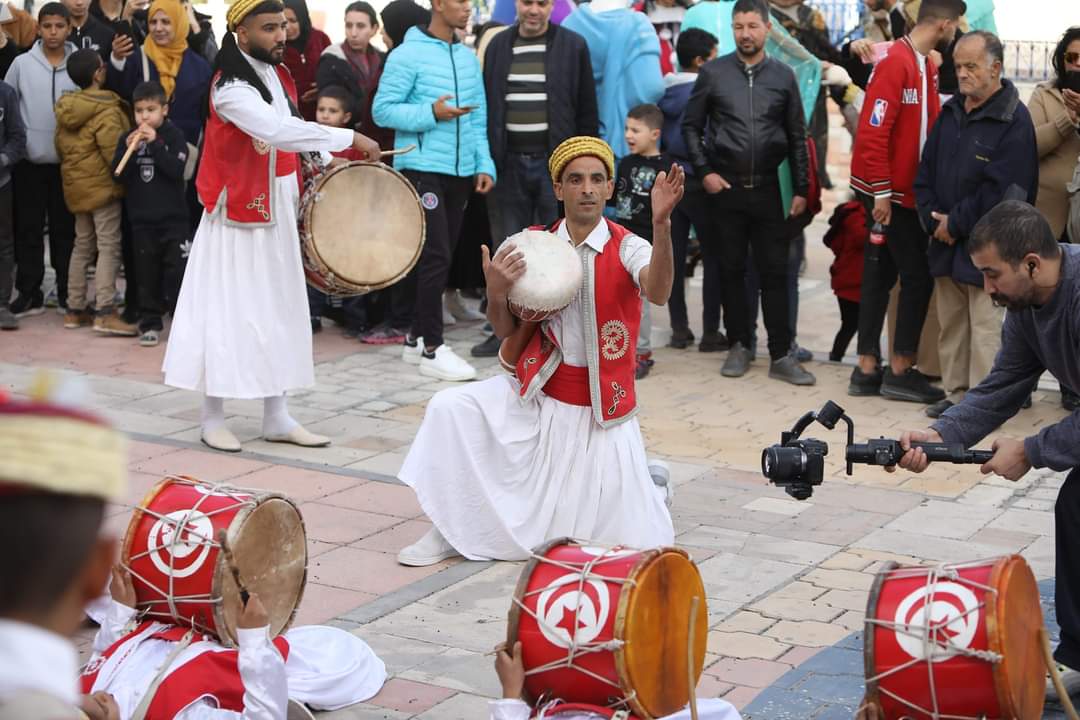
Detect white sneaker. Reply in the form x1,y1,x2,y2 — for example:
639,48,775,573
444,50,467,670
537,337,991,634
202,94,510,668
442,301,456,326
397,526,461,566
649,458,673,507
402,336,424,365
445,290,485,322
420,344,477,382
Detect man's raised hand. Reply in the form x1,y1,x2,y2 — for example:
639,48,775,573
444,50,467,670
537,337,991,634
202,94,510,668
651,163,685,224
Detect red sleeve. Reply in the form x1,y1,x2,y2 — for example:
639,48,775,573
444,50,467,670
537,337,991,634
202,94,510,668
852,55,905,199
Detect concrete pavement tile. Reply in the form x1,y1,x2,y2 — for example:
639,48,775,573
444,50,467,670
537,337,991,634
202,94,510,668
676,525,751,553
345,451,410,477
697,553,805,604
853,529,1007,564
741,535,841,566
122,470,169,507
354,631,453,675
818,553,873,571
243,440,382,467
798,569,874,592
721,685,763,709
239,465,360,501
303,505,405,544
345,436,411,452
764,619,851,647
987,507,1054,536
885,500,1000,540
957,484,1017,507
322,483,423,518
314,702,412,719
132,448,270,483
309,545,455,594
1022,535,1054,579
705,658,794,688
764,505,894,546
86,375,171,400
967,527,1040,551
292,583,376,626
398,646,503,698
352,519,434,554
117,389,204,416
126,439,183,464
804,484,924,515
707,630,789,660
772,582,829,601
815,589,870,613
898,472,981,498
366,605,505,654
100,407,199,436
414,562,522,620
365,678,457,715
712,611,777,634
1013,498,1055,511
749,596,844,623
413,692,492,719
695,674,736,699
835,610,864,631
776,645,822,668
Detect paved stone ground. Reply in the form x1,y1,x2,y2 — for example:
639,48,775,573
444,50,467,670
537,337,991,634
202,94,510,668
2,117,1070,718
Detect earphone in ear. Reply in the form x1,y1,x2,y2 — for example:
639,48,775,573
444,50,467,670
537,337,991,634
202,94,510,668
1028,262,1036,276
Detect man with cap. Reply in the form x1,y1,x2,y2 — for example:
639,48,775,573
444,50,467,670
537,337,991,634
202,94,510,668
395,135,681,567
0,379,127,719
162,0,381,453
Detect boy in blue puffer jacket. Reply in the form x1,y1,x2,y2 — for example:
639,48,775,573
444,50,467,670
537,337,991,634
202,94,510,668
372,0,496,384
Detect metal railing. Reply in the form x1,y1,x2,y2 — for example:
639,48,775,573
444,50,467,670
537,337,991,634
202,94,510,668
1003,40,1056,83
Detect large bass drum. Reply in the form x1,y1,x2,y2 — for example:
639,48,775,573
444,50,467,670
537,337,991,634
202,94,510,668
299,161,425,296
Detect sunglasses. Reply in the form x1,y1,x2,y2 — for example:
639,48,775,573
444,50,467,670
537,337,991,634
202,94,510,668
1066,52,1080,65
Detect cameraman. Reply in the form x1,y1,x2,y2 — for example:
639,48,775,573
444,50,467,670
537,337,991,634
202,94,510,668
892,200,1080,704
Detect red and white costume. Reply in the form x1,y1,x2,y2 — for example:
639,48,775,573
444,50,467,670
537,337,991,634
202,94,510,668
398,218,675,560
162,52,354,399
82,600,386,719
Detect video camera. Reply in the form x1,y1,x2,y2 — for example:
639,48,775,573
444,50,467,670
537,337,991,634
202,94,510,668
761,401,994,500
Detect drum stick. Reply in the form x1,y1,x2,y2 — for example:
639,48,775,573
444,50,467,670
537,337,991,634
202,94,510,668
216,529,250,605
114,139,139,176
687,595,700,720
1043,626,1080,720
379,144,416,158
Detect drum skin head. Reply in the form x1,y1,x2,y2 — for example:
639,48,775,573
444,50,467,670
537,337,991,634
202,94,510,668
616,550,708,719
990,556,1044,719
214,497,307,647
305,162,424,292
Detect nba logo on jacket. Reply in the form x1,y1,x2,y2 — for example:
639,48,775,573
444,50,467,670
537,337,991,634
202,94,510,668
869,98,888,127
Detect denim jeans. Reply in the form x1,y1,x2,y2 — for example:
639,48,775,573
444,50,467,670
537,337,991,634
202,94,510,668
489,152,559,245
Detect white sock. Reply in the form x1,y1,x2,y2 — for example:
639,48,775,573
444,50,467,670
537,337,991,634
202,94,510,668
262,395,299,436
201,396,226,434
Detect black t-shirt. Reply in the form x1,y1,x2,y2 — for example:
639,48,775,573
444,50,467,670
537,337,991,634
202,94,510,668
612,152,671,241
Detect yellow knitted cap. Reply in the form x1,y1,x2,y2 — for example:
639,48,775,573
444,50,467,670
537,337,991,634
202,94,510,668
227,0,271,32
548,136,615,184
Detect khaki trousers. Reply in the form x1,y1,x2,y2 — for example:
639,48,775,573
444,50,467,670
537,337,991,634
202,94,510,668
68,201,122,312
935,276,1004,401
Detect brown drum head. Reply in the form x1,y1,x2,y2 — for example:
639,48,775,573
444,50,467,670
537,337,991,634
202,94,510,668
305,162,424,293
214,497,307,647
990,555,1044,719
617,549,708,719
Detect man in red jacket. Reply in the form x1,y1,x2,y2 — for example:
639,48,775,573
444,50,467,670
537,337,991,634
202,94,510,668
848,0,963,405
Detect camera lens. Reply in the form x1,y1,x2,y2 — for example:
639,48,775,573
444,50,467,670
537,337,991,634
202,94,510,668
761,446,806,482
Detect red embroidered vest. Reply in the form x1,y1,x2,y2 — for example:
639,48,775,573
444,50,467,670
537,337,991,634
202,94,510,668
196,66,301,226
81,622,290,719
515,218,642,428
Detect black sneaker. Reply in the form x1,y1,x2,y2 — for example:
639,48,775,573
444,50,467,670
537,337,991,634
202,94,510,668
471,333,501,357
1063,388,1080,412
848,366,884,396
925,398,954,419
635,356,653,379
880,367,946,404
669,327,695,349
769,354,816,386
699,330,730,353
10,292,44,317
721,342,752,377
0,306,17,330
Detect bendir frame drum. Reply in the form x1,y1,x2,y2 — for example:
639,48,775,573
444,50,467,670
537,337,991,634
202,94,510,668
122,475,308,647
502,229,582,322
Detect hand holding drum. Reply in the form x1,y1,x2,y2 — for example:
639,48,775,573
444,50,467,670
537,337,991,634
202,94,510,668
492,230,582,322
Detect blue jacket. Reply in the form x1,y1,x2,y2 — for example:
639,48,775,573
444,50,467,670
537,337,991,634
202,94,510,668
562,5,663,159
372,26,495,179
658,71,695,175
106,46,211,146
915,79,1038,287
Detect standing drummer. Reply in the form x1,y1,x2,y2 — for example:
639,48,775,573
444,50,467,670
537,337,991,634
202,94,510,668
395,135,681,567
889,201,1080,706
162,0,381,453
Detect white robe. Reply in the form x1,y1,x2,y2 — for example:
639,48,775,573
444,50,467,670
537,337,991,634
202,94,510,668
489,698,743,720
398,220,676,560
85,600,386,719
162,52,353,399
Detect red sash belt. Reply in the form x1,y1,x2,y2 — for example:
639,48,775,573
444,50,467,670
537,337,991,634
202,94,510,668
542,363,591,407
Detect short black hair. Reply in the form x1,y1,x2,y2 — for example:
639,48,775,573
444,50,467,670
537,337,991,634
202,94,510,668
731,0,769,23
969,200,1060,266
133,80,168,105
628,103,663,131
68,48,103,89
1052,27,1080,90
916,0,966,24
37,1,70,23
958,30,1004,66
344,0,378,27
676,27,718,70
0,492,105,616
317,84,355,116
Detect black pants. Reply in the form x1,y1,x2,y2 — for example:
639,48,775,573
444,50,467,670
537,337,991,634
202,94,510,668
404,171,472,349
855,196,933,359
670,183,722,333
1056,467,1080,668
714,183,790,360
831,297,859,361
121,205,139,321
13,162,75,307
0,183,12,307
133,224,186,332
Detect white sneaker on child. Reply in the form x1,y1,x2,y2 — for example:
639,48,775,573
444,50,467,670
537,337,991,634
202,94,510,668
419,344,477,382
402,336,424,365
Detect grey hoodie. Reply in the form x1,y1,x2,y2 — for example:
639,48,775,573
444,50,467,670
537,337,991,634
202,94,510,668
3,40,77,164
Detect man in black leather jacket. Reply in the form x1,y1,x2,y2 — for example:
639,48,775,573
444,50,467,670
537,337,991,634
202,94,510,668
681,0,813,386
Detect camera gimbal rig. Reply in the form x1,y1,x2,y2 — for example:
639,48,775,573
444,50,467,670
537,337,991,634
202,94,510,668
761,401,994,500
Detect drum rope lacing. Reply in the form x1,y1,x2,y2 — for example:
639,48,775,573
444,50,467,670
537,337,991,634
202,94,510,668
513,542,640,708
865,561,1002,720
123,476,257,632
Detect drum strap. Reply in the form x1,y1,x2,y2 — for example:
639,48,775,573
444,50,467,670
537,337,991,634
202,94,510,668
130,629,195,720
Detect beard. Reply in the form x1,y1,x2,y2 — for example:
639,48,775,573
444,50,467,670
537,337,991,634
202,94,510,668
249,43,285,65
736,39,764,58
990,289,1036,311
